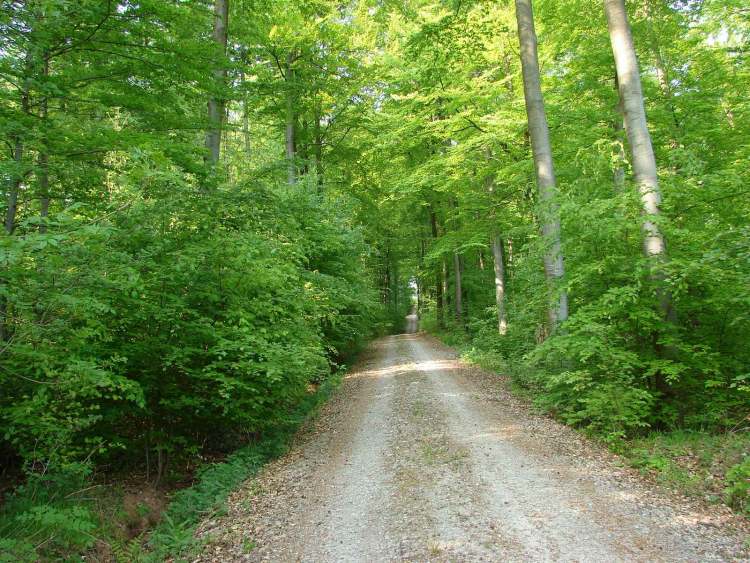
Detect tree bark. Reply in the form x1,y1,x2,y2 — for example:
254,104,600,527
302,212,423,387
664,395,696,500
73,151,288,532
205,0,229,167
491,235,508,335
285,51,297,185
453,251,462,325
605,0,673,320
430,210,444,329
39,58,50,232
239,69,251,156
313,99,324,193
514,0,569,330
604,0,667,261
484,149,508,335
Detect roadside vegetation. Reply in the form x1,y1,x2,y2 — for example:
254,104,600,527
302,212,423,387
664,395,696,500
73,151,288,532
2,0,748,560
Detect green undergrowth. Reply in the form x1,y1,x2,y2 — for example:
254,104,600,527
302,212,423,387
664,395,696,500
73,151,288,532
428,326,750,518
145,369,344,561
621,430,750,517
0,369,345,562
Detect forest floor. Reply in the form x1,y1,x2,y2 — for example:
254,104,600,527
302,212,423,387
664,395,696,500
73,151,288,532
194,329,749,562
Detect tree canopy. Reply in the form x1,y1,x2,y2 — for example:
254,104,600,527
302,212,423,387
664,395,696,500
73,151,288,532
1,0,748,557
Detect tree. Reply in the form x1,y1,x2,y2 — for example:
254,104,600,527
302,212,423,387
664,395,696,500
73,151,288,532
604,0,666,260
205,0,230,167
514,0,569,331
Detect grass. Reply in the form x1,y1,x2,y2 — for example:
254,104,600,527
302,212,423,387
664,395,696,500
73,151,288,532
622,430,750,515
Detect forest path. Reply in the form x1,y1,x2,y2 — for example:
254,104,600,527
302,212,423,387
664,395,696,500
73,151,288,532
195,333,748,562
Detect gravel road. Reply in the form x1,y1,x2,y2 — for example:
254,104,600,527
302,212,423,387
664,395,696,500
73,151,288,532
195,332,749,562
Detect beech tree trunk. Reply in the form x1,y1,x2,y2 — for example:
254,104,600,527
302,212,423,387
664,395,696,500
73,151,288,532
430,210,444,329
239,69,251,156
514,0,569,330
442,259,449,319
453,251,462,325
205,0,229,167
285,51,297,185
313,100,324,192
605,0,673,320
484,151,509,335
491,235,508,335
604,0,666,261
39,58,50,232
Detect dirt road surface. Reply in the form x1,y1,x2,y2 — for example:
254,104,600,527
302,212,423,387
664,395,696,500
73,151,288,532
195,333,749,562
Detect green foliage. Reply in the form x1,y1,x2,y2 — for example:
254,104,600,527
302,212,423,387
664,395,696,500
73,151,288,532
725,459,750,516
1,1,381,559
366,0,750,446
146,368,343,561
0,463,98,561
622,430,750,515
2,0,750,557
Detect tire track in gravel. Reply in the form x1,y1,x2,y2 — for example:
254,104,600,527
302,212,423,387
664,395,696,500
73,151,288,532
194,333,750,563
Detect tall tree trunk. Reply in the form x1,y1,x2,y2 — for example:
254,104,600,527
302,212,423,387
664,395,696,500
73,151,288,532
514,0,569,330
239,69,251,156
313,99,324,193
484,148,508,335
5,53,33,235
605,0,672,319
205,0,229,167
443,258,450,311
604,0,667,260
418,236,425,315
453,251,462,325
285,51,297,185
430,210,444,329
491,235,508,335
39,58,50,232
393,260,399,315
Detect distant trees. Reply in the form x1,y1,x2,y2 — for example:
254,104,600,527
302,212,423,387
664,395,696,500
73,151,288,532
354,0,749,443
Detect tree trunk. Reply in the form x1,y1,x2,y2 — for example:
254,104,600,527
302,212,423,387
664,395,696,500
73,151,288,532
239,69,251,155
285,51,297,185
453,251,462,325
313,100,324,193
418,237,425,315
491,235,508,335
39,57,50,233
604,0,667,260
605,0,672,319
443,258,450,312
5,53,32,235
205,0,229,167
5,138,24,236
484,148,508,334
430,210,444,329
514,0,569,330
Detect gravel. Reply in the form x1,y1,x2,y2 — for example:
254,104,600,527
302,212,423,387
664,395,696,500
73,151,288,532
193,333,749,562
